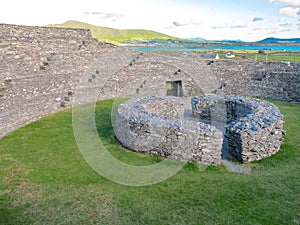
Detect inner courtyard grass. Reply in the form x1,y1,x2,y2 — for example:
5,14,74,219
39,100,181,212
0,99,299,225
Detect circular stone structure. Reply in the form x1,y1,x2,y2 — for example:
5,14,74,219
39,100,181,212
115,95,284,165
191,95,284,162
115,96,223,165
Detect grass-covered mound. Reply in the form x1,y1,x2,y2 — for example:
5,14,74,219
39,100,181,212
48,20,178,45
0,99,299,225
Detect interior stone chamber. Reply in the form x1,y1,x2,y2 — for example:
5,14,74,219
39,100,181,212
115,95,284,165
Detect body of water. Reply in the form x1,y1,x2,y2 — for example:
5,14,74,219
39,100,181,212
218,45,300,51
129,45,300,51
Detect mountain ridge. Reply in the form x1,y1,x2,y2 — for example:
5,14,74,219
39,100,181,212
258,37,300,43
47,21,300,44
47,20,179,44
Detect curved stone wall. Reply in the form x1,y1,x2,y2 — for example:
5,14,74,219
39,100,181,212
115,95,283,165
0,23,297,141
0,23,114,138
98,61,202,100
192,95,284,162
210,61,300,102
115,96,223,165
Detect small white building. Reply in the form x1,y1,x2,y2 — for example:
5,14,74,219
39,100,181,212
225,52,235,58
182,52,188,58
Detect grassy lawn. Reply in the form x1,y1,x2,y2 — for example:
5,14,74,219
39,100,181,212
0,99,299,225
149,50,300,63
217,51,300,62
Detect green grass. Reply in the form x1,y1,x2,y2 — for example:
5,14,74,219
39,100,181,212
239,53,300,62
48,20,178,45
217,51,300,62
145,49,300,62
0,99,299,224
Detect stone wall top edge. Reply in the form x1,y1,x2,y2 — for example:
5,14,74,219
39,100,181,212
192,94,283,132
0,23,89,31
118,96,220,134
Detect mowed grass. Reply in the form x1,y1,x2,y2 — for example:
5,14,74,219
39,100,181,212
0,99,299,225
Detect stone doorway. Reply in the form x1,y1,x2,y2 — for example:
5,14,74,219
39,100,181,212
166,80,183,97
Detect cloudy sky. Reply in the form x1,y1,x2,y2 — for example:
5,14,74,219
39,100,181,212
0,0,300,41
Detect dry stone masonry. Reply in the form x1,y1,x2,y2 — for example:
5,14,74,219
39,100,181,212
115,95,284,165
0,22,297,143
210,61,300,102
98,61,201,99
0,23,114,138
192,95,284,162
115,96,223,165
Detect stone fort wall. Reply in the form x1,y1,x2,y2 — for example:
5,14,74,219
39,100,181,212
0,23,114,138
0,23,299,139
210,60,300,102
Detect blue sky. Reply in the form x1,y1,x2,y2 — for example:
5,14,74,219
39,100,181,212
1,0,300,41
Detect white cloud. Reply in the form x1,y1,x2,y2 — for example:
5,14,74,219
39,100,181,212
228,24,248,29
173,21,189,27
83,12,125,23
210,23,247,30
279,6,300,17
280,16,286,21
279,22,293,26
268,0,300,18
268,0,300,6
211,25,224,29
172,18,203,27
252,17,264,22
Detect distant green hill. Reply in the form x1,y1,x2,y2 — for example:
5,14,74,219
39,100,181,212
258,37,300,43
47,20,179,44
